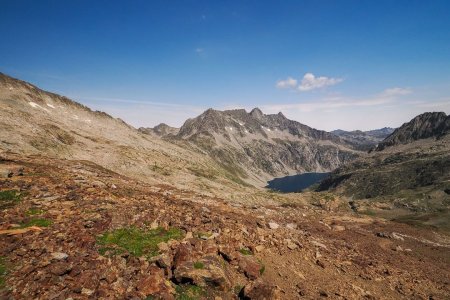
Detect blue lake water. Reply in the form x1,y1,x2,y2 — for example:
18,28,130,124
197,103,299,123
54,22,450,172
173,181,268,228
266,172,330,193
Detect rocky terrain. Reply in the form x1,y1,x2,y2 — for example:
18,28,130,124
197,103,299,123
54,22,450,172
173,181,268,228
331,128,395,151
375,112,450,151
1,73,450,299
141,108,362,186
318,113,450,232
1,154,449,299
0,73,262,198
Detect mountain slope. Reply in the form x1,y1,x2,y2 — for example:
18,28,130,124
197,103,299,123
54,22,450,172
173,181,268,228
0,73,244,194
144,108,363,186
317,113,450,223
375,112,450,151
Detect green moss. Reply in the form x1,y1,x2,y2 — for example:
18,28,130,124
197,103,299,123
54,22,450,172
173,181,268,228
259,264,266,275
20,218,52,228
193,261,204,269
0,257,6,288
0,190,22,209
97,227,183,258
175,284,206,300
26,208,44,216
239,248,253,256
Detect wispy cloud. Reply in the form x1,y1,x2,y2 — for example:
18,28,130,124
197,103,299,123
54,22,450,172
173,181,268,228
381,87,412,97
276,72,343,92
195,48,204,54
276,77,297,89
264,87,412,113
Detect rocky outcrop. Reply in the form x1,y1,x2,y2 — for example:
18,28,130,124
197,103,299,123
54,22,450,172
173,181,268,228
375,112,450,151
317,113,450,206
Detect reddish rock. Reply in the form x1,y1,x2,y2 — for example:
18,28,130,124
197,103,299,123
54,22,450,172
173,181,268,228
173,243,193,268
242,279,281,300
238,255,262,280
136,266,173,297
174,255,231,290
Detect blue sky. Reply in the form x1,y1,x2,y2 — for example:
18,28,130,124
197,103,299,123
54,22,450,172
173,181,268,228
1,0,450,130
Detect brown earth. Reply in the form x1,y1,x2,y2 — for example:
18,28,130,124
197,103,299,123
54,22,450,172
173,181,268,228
0,153,449,299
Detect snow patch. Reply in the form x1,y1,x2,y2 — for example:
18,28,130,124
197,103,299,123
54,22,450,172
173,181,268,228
28,102,49,112
46,103,55,109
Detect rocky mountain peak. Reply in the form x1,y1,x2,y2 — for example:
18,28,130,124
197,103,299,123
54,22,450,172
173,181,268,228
250,107,264,119
375,112,449,151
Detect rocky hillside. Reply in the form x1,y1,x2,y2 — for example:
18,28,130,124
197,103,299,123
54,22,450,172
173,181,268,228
332,127,395,151
317,113,450,226
144,108,362,186
0,73,248,195
375,112,450,151
1,153,449,299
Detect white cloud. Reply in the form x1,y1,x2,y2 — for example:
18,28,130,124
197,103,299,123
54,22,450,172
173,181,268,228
298,73,343,91
381,87,412,97
276,77,297,89
195,48,204,53
276,72,343,92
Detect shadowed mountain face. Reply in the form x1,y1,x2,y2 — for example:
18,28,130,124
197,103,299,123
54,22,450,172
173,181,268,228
375,112,450,151
143,108,363,186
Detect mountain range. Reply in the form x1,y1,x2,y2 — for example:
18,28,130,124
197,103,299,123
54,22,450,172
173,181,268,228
1,72,450,299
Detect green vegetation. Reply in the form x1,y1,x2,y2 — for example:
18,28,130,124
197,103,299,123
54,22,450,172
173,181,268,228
195,231,212,239
0,190,22,209
239,248,253,256
0,257,6,288
97,227,183,258
175,284,206,300
151,163,172,176
20,218,52,228
26,208,44,216
259,264,266,275
193,261,204,269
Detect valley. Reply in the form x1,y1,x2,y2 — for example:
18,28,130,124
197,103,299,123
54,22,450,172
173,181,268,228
0,74,449,299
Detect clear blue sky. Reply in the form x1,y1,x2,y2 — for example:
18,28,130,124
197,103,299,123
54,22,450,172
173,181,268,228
1,0,449,130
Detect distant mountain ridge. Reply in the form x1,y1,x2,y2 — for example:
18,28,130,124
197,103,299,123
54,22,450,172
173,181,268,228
140,107,363,185
375,112,450,151
332,127,395,151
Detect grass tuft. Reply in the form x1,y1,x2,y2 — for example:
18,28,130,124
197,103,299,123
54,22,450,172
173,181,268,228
175,284,206,300
0,257,7,288
97,227,183,258
0,190,22,209
239,248,253,256
193,261,204,269
20,218,52,228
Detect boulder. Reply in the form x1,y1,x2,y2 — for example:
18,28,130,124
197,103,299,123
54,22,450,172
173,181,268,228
242,279,281,300
173,255,230,290
238,255,262,280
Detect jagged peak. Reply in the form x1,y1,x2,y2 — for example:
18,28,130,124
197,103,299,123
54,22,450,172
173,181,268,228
250,107,264,118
